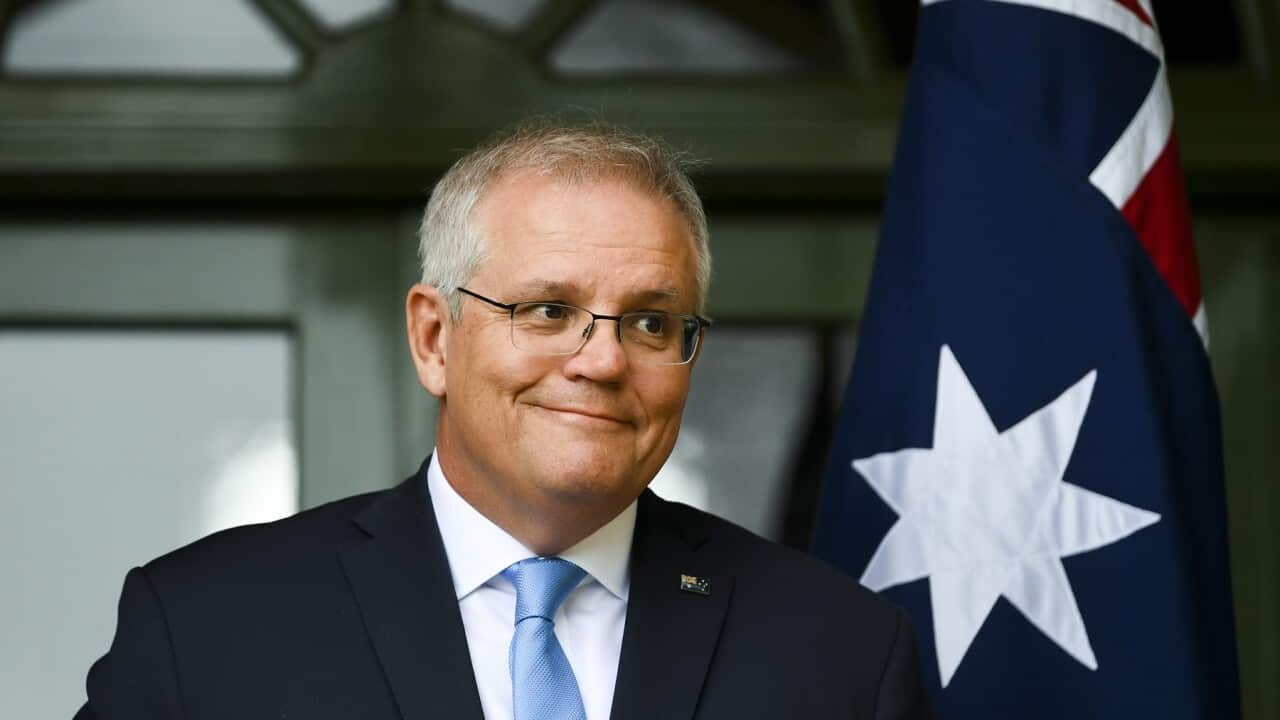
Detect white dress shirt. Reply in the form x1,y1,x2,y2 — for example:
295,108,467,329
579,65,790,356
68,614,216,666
427,454,635,720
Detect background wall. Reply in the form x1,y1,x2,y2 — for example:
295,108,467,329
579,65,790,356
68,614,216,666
0,1,1275,718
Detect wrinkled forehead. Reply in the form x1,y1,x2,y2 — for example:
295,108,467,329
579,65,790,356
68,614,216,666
472,171,698,306
478,166,691,244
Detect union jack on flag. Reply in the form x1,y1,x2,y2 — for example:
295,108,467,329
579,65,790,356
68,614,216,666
813,1,1241,717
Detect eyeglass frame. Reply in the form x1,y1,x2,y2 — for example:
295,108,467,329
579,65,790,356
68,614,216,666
455,286,712,366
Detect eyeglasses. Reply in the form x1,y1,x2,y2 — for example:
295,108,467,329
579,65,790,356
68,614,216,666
457,287,711,366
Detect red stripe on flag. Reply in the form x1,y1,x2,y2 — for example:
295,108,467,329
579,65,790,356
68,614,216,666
1111,0,1154,27
1120,130,1202,318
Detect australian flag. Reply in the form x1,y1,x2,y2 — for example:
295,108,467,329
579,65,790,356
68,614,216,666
811,1,1242,717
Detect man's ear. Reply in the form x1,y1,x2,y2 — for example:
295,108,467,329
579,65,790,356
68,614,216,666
406,283,450,397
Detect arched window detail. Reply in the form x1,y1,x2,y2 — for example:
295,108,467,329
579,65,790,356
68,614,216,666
3,0,303,78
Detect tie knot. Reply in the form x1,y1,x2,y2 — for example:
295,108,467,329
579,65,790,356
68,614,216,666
503,557,586,622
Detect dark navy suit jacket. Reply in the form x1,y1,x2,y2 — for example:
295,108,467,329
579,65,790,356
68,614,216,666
76,461,933,719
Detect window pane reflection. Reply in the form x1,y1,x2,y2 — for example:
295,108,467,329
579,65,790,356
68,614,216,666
651,327,821,541
3,0,300,77
296,0,396,33
551,0,803,76
0,329,297,719
443,0,545,33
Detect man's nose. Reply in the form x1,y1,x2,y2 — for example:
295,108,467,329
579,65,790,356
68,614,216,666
564,319,628,380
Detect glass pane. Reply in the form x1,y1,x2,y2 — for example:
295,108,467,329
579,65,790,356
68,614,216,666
3,0,301,77
296,0,396,33
0,329,298,719
650,327,821,540
443,0,545,33
551,0,806,76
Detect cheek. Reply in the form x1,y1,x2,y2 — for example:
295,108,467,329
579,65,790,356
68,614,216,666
447,345,535,429
638,376,692,447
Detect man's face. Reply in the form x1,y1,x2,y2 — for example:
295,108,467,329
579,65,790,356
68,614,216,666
437,170,700,529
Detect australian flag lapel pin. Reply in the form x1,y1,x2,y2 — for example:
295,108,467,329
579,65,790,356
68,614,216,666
679,574,711,596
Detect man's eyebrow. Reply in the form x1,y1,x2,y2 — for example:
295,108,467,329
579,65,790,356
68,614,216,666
510,280,683,306
628,287,683,305
507,280,579,300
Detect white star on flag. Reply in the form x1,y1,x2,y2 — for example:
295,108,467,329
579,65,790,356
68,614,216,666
855,345,1161,687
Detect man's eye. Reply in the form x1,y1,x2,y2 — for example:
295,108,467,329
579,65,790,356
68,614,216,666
634,314,667,335
528,304,568,321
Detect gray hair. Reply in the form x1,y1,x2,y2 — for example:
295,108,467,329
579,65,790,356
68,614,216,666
417,118,712,319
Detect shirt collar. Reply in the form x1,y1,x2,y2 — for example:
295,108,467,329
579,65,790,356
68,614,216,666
426,452,635,602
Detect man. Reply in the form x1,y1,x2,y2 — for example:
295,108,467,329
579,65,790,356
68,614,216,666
76,120,933,719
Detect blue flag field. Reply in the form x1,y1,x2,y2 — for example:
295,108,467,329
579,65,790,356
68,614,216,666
811,1,1242,717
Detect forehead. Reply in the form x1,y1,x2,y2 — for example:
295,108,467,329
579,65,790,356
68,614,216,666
472,171,697,306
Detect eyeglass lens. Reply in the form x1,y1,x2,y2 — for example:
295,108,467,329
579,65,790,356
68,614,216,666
509,303,699,364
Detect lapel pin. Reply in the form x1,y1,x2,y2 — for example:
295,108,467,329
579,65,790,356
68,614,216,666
679,574,711,596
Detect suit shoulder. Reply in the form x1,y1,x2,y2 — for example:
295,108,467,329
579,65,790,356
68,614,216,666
143,487,387,581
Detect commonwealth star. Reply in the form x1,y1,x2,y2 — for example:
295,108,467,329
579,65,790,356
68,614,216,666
855,345,1160,686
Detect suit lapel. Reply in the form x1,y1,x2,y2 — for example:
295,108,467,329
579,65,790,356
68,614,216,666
339,468,485,720
610,492,733,720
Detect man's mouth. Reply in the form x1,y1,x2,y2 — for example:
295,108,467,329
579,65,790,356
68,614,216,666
535,404,630,426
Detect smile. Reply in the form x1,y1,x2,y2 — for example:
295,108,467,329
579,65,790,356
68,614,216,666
535,404,631,426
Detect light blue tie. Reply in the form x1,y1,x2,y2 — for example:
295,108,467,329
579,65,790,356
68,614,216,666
503,557,588,720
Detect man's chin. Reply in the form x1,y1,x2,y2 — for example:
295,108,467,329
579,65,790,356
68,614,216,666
525,454,642,503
